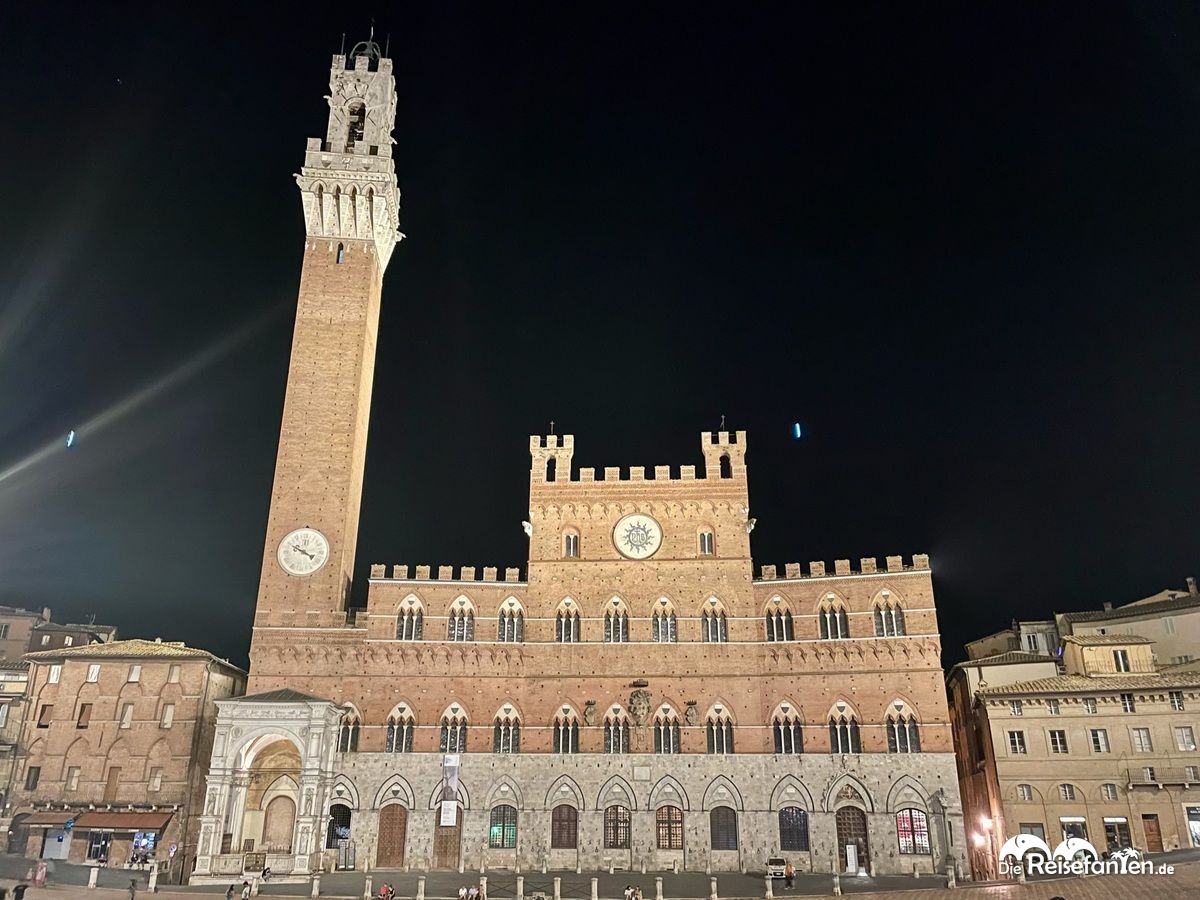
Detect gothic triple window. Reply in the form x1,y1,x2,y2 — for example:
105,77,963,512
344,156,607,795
396,608,423,640
773,715,803,754
439,715,468,753
706,715,734,754
886,714,921,753
493,714,521,753
386,714,414,753
654,712,681,754
874,602,906,637
553,714,580,754
819,605,850,640
828,714,861,753
766,606,794,641
702,607,728,643
651,609,677,643
447,608,475,642
337,711,360,753
604,716,630,754
497,608,524,642
604,608,629,643
556,609,581,643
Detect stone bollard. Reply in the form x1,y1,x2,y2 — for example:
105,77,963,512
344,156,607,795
148,867,159,894
709,876,717,900
591,877,599,900
945,865,956,889
655,876,663,900
418,875,427,900
609,861,615,875
364,875,373,898
672,859,679,875
913,863,920,879
88,866,100,889
516,875,524,900
481,876,488,897
460,857,466,874
832,873,842,897
554,876,562,900
311,874,321,898
764,875,773,899
640,861,646,875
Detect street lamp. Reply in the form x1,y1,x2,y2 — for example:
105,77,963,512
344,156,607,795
977,815,997,880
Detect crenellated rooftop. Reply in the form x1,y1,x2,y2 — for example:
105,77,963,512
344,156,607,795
756,554,930,582
369,564,525,584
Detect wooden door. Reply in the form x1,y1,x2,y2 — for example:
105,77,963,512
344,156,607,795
262,796,296,853
1142,814,1163,853
432,805,461,870
377,804,408,868
835,807,869,872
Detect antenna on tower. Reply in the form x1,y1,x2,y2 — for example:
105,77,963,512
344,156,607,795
549,420,556,436
385,33,391,58
340,33,346,55
719,414,726,431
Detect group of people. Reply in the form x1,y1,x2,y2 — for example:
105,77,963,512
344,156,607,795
457,883,486,900
377,883,398,899
623,885,644,900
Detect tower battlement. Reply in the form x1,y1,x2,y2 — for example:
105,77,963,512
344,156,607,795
528,431,748,485
756,554,931,581
369,564,525,583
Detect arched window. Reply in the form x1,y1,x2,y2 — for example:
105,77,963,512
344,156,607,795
886,714,921,753
546,456,556,482
895,808,930,854
766,607,794,641
874,602,906,637
719,454,732,479
326,803,352,849
604,805,631,849
386,711,414,753
439,713,467,753
654,710,681,754
562,530,579,558
706,714,734,754
604,606,629,643
819,604,850,640
710,806,738,850
337,710,359,752
396,607,423,641
604,712,630,754
779,807,809,851
553,711,579,754
773,714,802,754
497,608,524,642
698,529,715,556
447,608,475,642
556,607,581,643
488,805,518,849
550,804,578,849
336,242,345,264
652,608,677,642
702,603,728,643
655,805,683,849
493,712,520,753
828,714,861,753
347,101,366,149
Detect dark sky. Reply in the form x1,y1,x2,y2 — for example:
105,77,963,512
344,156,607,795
1,2,1198,669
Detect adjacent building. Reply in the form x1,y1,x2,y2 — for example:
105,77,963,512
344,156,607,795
0,661,30,814
7,639,245,882
191,40,968,884
0,606,117,662
949,634,1200,877
1057,578,1200,668
964,621,1060,661
0,608,50,663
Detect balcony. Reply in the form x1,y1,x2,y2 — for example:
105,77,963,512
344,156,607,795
1124,766,1200,788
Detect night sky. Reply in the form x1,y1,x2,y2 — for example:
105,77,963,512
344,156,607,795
1,2,1198,669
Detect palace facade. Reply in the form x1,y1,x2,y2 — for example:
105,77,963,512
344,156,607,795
192,40,966,883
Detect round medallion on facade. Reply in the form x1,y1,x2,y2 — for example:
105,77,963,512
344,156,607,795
612,513,663,560
277,527,330,576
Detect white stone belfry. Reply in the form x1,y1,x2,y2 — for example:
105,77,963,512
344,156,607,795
296,40,403,270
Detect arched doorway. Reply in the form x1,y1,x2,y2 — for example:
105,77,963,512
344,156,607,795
6,813,29,855
432,803,461,870
262,796,295,853
327,803,354,870
377,804,408,868
835,807,869,873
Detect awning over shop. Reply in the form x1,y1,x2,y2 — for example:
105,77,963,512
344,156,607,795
72,812,173,832
17,811,73,827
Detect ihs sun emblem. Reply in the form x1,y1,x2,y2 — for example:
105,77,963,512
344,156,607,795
621,521,656,555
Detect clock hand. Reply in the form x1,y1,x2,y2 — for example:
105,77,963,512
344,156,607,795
291,544,315,560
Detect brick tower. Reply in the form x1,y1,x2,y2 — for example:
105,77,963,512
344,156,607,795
251,39,401,660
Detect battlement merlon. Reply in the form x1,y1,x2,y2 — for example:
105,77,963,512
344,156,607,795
755,554,931,582
528,431,749,485
369,564,526,584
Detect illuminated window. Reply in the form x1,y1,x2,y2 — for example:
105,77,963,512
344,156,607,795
604,806,631,849
87,665,100,683
656,806,683,849
127,665,141,683
488,805,517,849
896,809,930,854
48,665,61,684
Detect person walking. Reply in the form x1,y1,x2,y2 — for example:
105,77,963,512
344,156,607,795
226,885,236,900
128,879,138,900
784,861,794,890
241,880,252,900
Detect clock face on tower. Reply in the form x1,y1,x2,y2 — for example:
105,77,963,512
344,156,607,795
613,513,663,560
277,527,330,576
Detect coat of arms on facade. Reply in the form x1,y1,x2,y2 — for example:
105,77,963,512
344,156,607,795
583,700,597,726
629,689,652,725
684,701,699,726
